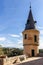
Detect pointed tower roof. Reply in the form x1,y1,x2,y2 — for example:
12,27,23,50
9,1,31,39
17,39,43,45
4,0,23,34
28,5,33,21
25,5,36,30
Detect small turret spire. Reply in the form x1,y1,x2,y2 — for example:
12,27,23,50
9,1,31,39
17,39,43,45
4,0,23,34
25,4,36,30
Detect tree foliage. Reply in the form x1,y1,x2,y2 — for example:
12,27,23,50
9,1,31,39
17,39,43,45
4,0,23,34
39,49,43,53
2,48,23,57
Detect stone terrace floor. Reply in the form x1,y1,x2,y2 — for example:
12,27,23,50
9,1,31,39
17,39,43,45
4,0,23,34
17,57,43,65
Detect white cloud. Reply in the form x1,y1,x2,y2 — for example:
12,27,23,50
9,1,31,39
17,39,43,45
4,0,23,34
0,37,6,41
39,38,43,49
1,42,16,48
39,36,43,49
40,30,43,35
0,33,23,48
8,32,23,38
18,40,23,44
17,37,23,44
19,33,22,36
1,41,23,48
9,34,20,38
38,26,43,29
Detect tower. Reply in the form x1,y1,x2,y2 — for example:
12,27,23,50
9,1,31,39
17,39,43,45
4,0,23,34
22,6,39,57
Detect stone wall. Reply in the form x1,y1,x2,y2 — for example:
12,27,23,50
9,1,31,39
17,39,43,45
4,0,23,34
1,55,26,65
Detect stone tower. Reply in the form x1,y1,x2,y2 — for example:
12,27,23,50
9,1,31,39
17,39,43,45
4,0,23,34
22,6,39,57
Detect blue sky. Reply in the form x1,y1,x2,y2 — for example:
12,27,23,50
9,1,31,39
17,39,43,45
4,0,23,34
0,0,43,49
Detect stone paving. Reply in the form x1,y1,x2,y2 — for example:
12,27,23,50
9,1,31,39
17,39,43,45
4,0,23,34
17,57,43,65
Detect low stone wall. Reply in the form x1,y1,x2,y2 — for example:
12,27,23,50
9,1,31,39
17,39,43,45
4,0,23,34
3,55,26,65
3,56,18,65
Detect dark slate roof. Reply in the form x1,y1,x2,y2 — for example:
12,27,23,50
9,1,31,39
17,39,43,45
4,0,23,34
25,6,36,30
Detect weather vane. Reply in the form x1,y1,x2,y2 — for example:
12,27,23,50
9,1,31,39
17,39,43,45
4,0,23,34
30,2,31,8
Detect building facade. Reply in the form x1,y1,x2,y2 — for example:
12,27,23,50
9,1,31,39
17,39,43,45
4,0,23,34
22,6,39,57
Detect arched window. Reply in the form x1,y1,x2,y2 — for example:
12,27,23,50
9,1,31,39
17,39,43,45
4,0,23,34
34,35,37,42
24,34,27,39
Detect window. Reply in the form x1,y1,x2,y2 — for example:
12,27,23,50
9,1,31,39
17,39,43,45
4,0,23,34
24,34,27,39
34,35,37,42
